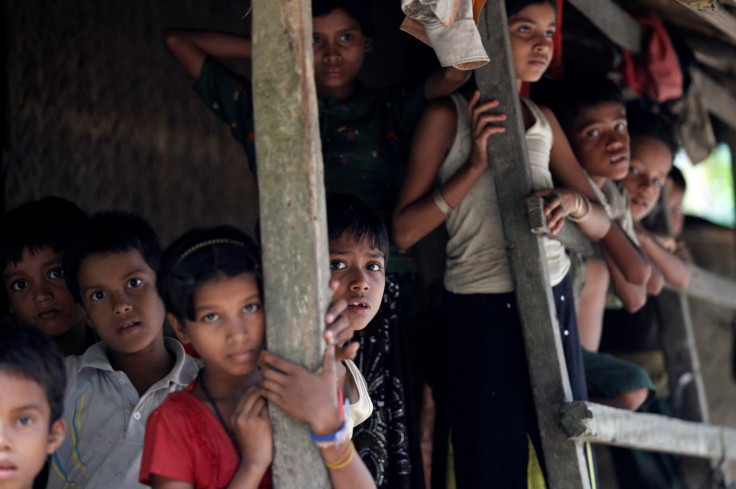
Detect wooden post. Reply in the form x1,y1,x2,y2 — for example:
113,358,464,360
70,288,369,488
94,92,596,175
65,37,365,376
251,1,332,487
475,2,590,488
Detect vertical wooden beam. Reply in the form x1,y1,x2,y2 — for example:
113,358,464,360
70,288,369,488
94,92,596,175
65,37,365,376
475,2,590,488
252,0,332,487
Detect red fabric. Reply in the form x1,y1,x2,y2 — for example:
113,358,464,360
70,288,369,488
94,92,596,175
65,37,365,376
611,10,683,102
637,11,683,102
141,381,273,489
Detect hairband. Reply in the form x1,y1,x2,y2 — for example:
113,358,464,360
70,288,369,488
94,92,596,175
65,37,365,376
172,239,258,270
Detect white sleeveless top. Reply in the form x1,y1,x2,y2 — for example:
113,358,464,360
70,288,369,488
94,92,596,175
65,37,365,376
439,94,570,294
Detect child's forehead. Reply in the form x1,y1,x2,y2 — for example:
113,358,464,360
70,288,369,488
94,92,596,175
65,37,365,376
572,102,626,129
79,248,154,277
329,230,381,252
0,368,49,410
312,7,363,34
4,246,62,275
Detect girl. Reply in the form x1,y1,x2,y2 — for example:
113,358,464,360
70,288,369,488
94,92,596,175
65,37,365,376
140,225,375,489
392,1,639,486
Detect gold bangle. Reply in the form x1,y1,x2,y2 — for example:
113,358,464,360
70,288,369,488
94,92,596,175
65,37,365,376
325,441,355,470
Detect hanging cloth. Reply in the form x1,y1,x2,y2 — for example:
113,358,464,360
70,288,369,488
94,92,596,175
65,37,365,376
400,0,490,70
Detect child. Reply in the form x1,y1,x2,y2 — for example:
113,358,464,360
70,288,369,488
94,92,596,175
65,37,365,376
545,75,656,411
0,197,95,356
392,1,642,485
141,225,375,489
324,193,411,488
163,0,468,274
47,212,200,489
598,108,689,489
0,327,66,489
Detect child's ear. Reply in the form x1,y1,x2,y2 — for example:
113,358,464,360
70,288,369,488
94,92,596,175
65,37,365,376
364,37,373,53
168,313,191,344
47,419,66,454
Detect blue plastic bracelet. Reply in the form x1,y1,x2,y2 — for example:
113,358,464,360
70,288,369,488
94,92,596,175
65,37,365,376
311,419,348,447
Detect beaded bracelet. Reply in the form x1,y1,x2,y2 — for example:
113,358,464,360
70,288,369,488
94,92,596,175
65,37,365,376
568,193,592,222
432,187,453,215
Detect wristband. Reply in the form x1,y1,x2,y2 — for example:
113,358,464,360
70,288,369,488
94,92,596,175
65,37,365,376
568,194,592,222
311,388,351,448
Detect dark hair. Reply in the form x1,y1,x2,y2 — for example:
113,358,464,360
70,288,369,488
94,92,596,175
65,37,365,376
505,0,557,18
64,211,162,304
669,166,687,192
626,104,679,158
545,74,624,135
312,0,375,37
327,194,389,262
158,226,262,323
0,197,88,270
0,326,66,424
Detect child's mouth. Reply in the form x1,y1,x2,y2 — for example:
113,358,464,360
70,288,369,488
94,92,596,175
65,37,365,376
0,462,18,480
118,320,141,335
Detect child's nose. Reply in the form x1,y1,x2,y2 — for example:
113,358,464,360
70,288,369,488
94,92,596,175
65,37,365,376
32,283,54,303
0,423,10,449
112,294,133,315
349,271,370,291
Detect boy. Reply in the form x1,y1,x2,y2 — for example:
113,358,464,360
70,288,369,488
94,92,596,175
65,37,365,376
47,212,199,489
0,326,66,489
546,75,656,411
325,193,412,489
0,197,94,356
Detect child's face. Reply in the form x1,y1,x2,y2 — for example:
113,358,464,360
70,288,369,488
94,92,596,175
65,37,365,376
508,2,556,84
77,249,165,355
3,247,85,338
0,369,65,489
666,178,685,236
312,8,372,101
329,232,385,331
622,137,673,222
170,273,264,380
568,103,630,184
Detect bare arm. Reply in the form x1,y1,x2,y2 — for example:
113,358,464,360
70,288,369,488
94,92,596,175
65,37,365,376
393,92,506,249
603,249,647,313
164,30,253,79
542,106,610,240
636,227,691,288
424,67,472,101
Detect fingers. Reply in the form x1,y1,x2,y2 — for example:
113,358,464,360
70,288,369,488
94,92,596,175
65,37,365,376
325,298,347,326
322,345,337,380
334,341,359,363
259,350,296,375
324,314,353,346
234,384,265,420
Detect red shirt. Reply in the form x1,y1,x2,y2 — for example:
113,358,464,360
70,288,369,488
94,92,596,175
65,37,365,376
140,380,272,489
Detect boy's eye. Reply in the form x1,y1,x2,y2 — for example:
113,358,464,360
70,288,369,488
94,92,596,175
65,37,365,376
244,302,261,313
127,278,143,288
202,313,219,323
586,128,600,138
10,280,28,292
629,167,641,175
90,291,106,302
517,25,531,34
48,268,65,280
312,35,321,45
545,29,555,37
17,415,34,427
339,33,354,42
367,262,384,272
653,179,664,188
330,260,346,271
614,122,627,132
